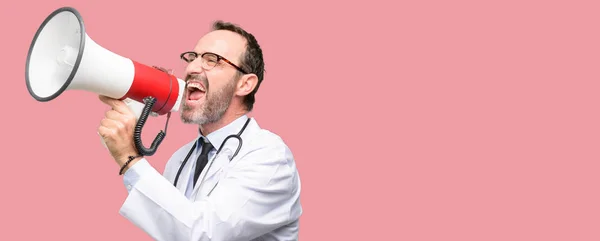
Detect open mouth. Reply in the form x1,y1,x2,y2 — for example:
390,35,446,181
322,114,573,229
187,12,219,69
186,82,206,101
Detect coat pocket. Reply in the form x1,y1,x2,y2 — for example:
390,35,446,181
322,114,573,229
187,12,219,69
200,164,229,197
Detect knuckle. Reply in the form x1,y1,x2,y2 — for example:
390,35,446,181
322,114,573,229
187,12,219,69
123,116,134,125
113,121,123,131
98,128,109,138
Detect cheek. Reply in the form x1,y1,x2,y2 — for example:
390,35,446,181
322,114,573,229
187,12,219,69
206,73,228,89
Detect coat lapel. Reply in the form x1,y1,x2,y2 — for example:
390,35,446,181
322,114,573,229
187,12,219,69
191,118,260,198
165,139,197,194
193,151,229,197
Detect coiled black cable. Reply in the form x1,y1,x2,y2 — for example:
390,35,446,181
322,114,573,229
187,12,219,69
134,96,167,156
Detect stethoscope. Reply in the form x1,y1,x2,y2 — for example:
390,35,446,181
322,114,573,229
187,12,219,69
173,117,251,188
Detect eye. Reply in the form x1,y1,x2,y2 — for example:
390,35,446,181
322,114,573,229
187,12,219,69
186,53,198,62
203,54,218,63
201,54,220,67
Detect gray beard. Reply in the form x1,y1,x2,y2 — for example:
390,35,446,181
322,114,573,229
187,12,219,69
180,79,235,125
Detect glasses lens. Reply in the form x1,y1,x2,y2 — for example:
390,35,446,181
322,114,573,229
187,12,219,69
202,53,219,69
181,52,197,62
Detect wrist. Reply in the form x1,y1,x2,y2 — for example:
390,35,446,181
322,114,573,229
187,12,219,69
119,154,143,175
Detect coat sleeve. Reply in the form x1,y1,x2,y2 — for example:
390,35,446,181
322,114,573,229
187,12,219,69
118,143,302,241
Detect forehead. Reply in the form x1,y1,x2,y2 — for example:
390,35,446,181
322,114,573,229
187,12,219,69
193,30,247,63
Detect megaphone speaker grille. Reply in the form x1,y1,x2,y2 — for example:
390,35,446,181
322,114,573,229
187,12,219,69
25,7,85,102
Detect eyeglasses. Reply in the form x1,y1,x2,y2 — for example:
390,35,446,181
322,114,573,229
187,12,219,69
180,51,248,75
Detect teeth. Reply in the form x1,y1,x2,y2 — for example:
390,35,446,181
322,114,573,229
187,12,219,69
187,82,205,92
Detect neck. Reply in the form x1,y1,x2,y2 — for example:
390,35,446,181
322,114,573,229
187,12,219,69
199,105,248,136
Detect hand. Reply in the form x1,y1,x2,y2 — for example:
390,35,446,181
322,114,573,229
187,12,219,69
97,95,141,169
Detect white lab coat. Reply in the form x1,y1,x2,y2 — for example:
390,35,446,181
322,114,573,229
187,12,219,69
119,117,303,241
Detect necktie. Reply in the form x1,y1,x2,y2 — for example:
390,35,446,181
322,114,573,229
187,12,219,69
193,138,214,187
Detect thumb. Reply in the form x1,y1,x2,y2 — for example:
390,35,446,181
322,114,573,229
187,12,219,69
99,95,131,114
99,95,118,106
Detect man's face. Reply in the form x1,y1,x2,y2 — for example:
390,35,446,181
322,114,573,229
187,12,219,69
180,30,247,125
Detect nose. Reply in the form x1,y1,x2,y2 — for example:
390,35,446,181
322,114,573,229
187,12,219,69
184,58,205,77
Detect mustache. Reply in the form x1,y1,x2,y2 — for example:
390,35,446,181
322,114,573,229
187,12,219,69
185,74,209,90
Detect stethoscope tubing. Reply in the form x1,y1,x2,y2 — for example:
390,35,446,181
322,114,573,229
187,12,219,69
173,118,251,188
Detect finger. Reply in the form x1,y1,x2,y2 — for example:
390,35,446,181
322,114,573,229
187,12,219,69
99,95,122,110
105,109,138,128
105,109,125,121
99,95,132,115
99,95,115,106
98,126,115,139
100,118,125,131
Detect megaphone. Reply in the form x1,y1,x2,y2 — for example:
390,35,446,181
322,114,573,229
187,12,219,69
25,6,186,156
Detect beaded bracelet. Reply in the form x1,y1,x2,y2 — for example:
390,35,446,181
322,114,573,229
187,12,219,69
119,155,143,175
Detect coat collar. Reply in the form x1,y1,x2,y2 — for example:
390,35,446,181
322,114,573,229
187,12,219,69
196,115,250,152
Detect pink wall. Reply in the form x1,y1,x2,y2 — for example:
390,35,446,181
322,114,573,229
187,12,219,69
1,0,599,240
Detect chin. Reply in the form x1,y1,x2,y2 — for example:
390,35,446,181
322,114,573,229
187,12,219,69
181,110,214,125
181,110,200,121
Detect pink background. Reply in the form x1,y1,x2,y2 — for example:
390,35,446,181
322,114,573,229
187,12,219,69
1,0,599,240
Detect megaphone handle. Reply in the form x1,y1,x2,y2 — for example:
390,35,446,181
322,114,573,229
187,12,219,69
98,97,166,156
133,96,168,157
99,98,143,150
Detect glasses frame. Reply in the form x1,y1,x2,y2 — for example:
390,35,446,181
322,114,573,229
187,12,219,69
180,51,248,75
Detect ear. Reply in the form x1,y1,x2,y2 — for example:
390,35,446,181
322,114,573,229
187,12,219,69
235,73,259,97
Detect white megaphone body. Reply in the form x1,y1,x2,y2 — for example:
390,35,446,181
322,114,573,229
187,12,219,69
25,6,186,156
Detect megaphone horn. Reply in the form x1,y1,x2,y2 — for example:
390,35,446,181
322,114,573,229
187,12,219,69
25,6,186,156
